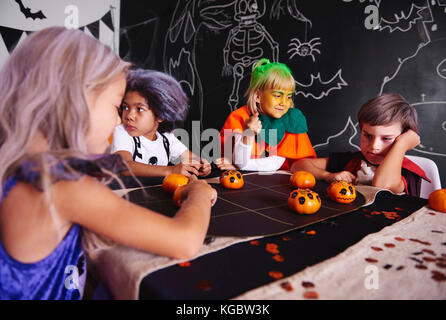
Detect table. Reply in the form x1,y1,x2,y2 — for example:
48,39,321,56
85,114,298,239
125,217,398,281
94,171,446,300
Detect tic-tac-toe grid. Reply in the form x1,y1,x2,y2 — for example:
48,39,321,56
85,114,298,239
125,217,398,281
125,172,366,237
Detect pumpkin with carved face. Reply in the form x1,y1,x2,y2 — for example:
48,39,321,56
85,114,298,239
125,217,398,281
290,171,316,189
220,170,244,189
327,181,356,204
288,189,321,214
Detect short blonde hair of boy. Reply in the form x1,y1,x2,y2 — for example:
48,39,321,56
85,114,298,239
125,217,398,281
245,58,296,115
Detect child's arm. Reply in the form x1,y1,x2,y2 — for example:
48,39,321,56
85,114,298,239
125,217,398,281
231,112,286,171
233,133,286,171
291,158,356,183
372,129,420,193
115,150,201,177
179,150,212,177
56,175,216,260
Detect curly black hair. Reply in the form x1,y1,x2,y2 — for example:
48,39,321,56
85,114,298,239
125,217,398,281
124,69,189,133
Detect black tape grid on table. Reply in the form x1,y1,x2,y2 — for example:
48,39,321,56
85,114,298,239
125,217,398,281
122,172,366,237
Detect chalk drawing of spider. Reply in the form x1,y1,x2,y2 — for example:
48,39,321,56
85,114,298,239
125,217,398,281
287,37,321,62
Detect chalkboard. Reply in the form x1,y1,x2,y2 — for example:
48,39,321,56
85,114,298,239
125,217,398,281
120,0,446,187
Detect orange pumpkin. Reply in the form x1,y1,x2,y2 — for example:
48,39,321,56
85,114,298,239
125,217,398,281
290,171,316,189
220,170,244,189
162,173,189,193
173,185,187,207
428,189,446,213
288,189,321,214
327,181,356,204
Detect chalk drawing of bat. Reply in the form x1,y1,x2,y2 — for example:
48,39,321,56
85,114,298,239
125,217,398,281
295,69,347,100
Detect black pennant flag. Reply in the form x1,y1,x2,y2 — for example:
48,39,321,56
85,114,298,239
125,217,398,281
101,11,114,32
0,26,24,53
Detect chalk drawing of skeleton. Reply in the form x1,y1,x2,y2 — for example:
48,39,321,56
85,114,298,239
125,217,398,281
222,0,279,111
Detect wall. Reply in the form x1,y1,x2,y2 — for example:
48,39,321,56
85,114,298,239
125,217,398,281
121,0,446,186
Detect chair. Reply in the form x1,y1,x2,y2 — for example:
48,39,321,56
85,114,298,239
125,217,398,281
405,155,442,199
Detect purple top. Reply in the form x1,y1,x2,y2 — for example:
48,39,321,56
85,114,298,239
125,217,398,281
0,154,126,300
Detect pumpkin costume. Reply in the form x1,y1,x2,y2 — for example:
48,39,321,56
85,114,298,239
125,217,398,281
220,105,316,171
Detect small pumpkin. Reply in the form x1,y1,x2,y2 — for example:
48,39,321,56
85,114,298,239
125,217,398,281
428,189,446,213
220,170,244,189
327,181,356,204
288,189,321,214
290,171,316,189
173,185,187,207
162,173,189,194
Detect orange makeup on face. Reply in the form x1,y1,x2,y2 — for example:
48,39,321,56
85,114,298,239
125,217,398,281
360,122,403,165
257,89,293,119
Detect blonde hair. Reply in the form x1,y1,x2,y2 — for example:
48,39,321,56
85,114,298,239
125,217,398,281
245,58,296,114
0,27,131,255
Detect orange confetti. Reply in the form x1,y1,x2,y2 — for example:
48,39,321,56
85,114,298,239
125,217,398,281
250,240,260,246
281,236,292,241
197,280,213,291
370,211,381,215
280,281,294,292
382,211,400,220
303,291,319,299
272,255,285,262
178,262,191,267
394,237,405,242
301,281,315,288
422,249,436,256
306,230,316,235
268,270,284,280
394,207,404,211
266,243,280,254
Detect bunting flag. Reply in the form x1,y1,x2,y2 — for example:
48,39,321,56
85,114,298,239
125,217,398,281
0,10,117,57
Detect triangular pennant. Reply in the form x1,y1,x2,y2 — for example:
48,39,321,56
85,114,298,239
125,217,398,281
86,20,99,39
99,20,114,50
15,31,28,50
101,10,114,32
0,35,10,63
0,26,24,53
83,26,94,38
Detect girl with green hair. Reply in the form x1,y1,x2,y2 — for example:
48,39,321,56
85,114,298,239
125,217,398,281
219,58,316,171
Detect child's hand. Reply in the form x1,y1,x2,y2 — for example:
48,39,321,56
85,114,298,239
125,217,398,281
395,129,420,151
198,158,212,177
244,112,262,136
325,171,356,184
183,175,218,206
214,157,237,171
170,162,201,177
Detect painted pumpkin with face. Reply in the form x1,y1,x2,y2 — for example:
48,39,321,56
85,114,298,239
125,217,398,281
428,189,446,213
162,173,189,194
288,189,321,214
327,181,356,204
220,170,244,189
290,171,316,189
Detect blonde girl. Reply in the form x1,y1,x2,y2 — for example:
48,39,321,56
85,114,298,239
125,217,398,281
0,27,216,300
219,58,316,171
